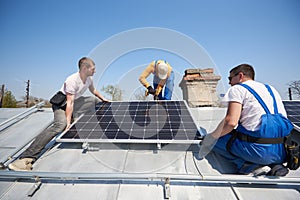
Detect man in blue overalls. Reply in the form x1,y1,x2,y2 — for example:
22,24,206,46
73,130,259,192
139,60,174,100
201,64,292,176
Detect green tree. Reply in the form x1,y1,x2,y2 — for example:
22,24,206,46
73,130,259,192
101,84,123,101
131,87,151,101
2,91,17,108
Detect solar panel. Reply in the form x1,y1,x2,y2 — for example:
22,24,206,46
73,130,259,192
56,101,202,144
283,100,300,131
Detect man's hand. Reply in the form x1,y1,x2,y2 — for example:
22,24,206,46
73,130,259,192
64,123,71,132
102,98,110,102
198,126,208,138
147,86,156,95
198,133,218,159
154,95,159,100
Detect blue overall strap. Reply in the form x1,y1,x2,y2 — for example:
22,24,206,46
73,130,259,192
239,83,271,114
154,60,158,67
265,84,279,114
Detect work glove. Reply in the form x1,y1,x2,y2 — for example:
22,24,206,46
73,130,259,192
198,133,217,160
147,86,156,95
197,126,208,138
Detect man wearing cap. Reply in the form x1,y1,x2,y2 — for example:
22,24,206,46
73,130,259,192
139,60,174,100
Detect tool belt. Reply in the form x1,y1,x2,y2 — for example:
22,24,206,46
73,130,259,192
226,129,300,170
50,91,67,110
235,129,287,144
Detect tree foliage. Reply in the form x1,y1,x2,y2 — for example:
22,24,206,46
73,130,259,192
2,91,17,108
101,84,123,101
289,80,300,99
131,87,152,101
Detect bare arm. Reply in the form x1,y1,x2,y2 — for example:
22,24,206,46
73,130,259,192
211,101,242,138
89,84,109,102
65,92,75,131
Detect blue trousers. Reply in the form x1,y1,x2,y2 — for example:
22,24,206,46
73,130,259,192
213,131,286,174
153,71,174,100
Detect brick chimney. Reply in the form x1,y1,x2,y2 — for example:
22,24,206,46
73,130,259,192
179,68,221,107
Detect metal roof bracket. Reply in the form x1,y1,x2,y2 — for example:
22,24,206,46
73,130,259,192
27,176,42,197
82,142,100,152
0,102,45,132
164,177,171,199
157,143,162,150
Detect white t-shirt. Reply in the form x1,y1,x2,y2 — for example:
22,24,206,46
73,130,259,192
60,72,93,100
223,80,287,131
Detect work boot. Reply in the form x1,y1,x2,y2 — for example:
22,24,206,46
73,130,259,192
267,164,289,176
8,158,34,171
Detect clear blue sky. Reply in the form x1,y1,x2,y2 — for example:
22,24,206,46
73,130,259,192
1,0,300,101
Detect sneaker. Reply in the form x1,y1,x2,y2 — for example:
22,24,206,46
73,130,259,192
8,158,34,171
248,166,271,176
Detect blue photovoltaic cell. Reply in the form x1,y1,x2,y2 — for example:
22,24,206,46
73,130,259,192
283,100,300,129
59,101,201,143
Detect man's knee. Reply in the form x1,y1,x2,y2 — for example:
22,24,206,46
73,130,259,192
53,118,67,132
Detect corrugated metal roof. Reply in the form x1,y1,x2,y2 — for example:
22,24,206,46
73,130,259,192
0,104,299,200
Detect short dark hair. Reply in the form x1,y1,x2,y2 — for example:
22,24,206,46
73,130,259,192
78,57,95,70
230,64,255,80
